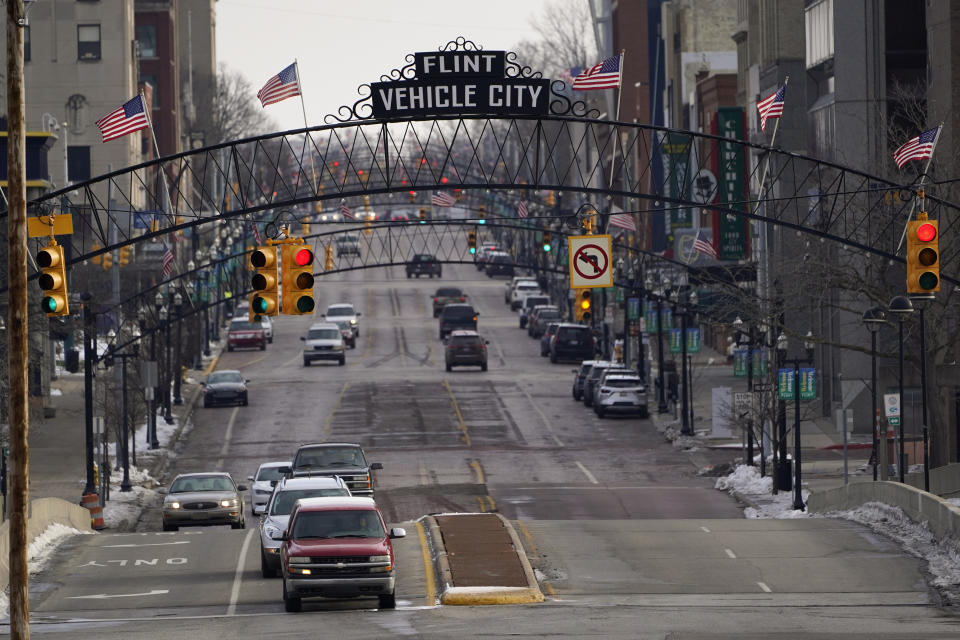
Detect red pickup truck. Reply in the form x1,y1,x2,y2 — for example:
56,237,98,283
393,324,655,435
278,496,406,611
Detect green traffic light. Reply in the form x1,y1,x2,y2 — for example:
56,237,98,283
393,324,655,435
252,297,269,314
41,296,59,313
918,272,939,290
542,243,552,252
296,296,315,313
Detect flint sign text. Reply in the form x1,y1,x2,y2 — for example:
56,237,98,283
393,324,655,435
370,51,550,118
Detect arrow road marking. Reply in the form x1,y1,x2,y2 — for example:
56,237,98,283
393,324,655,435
101,541,191,548
67,589,169,600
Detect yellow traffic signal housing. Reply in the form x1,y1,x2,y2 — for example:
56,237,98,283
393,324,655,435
478,204,486,224
545,191,555,206
324,245,335,271
906,217,940,293
467,230,477,254
101,250,113,270
542,231,552,252
91,243,102,265
419,208,427,222
250,246,279,315
281,243,315,314
118,246,131,266
575,289,592,323
38,241,70,317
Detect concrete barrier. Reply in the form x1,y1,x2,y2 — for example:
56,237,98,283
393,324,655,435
0,497,94,594
807,480,960,542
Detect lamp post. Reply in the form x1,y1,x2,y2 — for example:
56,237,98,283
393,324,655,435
778,332,815,511
910,292,934,491
161,305,173,424
647,274,669,413
775,331,789,493
862,307,887,481
673,290,696,436
173,292,184,405
106,328,134,493
150,293,162,447
888,295,914,483
733,316,756,466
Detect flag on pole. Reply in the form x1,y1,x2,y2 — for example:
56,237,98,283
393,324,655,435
572,54,621,90
95,95,149,143
161,244,175,277
757,84,786,132
559,67,583,88
516,200,529,218
257,62,301,107
893,126,941,169
431,192,456,207
693,233,718,259
339,200,354,220
608,213,636,232
252,223,262,245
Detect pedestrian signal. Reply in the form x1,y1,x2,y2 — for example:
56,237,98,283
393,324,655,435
906,217,939,293
38,242,70,316
250,246,279,316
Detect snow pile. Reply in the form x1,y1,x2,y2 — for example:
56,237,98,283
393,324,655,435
715,464,810,519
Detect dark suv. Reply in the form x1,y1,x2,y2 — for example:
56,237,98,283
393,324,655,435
406,253,442,278
549,323,595,363
438,303,479,339
283,443,382,497
445,330,489,371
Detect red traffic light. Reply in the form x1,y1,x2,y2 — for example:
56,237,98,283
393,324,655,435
917,222,937,242
293,247,313,266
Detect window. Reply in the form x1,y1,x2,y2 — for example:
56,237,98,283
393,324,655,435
78,24,101,61
67,146,91,182
140,74,158,103
24,25,30,62
135,24,157,58
805,0,834,69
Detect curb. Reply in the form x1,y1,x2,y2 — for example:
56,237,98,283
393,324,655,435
425,513,545,606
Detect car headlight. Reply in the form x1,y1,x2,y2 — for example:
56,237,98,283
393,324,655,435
350,319,358,325
263,524,283,539
369,555,390,563
167,501,181,510
289,556,310,564
220,498,239,508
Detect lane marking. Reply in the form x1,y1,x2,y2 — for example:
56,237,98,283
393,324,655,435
469,460,485,484
414,521,437,606
521,388,564,447
476,496,487,512
67,589,169,600
700,526,711,533
418,461,429,485
216,407,240,470
575,461,598,484
443,379,471,446
485,495,496,512
725,548,737,559
101,541,190,548
516,521,538,555
233,353,270,369
227,528,257,616
322,381,351,440
757,582,772,593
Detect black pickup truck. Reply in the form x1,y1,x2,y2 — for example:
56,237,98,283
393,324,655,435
406,253,442,278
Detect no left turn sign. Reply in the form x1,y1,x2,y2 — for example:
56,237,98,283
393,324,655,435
568,235,613,288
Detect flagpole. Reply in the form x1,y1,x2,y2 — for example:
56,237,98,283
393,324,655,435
294,59,320,203
895,122,943,253
606,51,625,192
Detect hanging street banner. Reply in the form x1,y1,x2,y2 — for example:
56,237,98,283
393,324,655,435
370,50,550,119
733,349,767,377
712,107,749,261
799,367,817,400
778,368,795,400
627,297,641,321
668,328,701,353
663,133,693,239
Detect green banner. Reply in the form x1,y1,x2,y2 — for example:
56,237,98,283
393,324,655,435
799,368,817,400
778,368,795,400
734,349,747,377
627,297,641,321
715,107,748,261
687,327,701,353
669,328,681,353
663,132,693,237
734,348,766,377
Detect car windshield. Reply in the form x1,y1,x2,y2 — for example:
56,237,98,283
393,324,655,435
450,335,482,346
442,307,475,318
294,446,366,469
326,307,354,317
207,371,243,384
255,466,287,482
270,488,350,515
291,510,385,539
539,310,562,320
229,321,259,331
436,288,462,297
307,328,340,340
170,476,234,493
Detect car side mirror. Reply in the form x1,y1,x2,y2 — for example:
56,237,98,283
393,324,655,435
237,484,248,492
300,336,306,341
253,505,265,516
370,462,383,470
245,379,250,384
279,466,292,476
158,487,168,495
247,475,254,482
270,479,278,487
485,340,490,345
356,312,362,317
389,527,407,539
270,531,286,541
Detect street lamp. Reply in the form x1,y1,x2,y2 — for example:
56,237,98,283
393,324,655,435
733,316,757,467
160,305,173,424
173,292,184,405
673,290,697,436
888,295,914,483
777,332,815,511
910,292,935,492
862,306,887,481
775,331,790,493
646,274,668,413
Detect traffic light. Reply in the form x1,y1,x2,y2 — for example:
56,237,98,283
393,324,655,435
38,241,69,317
409,191,417,203
542,231,552,252
90,243,101,265
419,208,427,223
574,289,592,323
250,245,279,316
906,216,940,293
118,246,131,266
281,243,315,314
101,250,113,270
478,205,486,225
324,245,335,271
467,230,477,254
545,191,555,206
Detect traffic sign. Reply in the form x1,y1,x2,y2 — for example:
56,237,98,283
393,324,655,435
568,235,613,288
884,393,901,427
690,169,718,204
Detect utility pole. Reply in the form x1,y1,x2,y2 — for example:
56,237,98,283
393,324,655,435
6,2,31,637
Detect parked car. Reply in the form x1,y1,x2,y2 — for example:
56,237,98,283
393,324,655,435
594,373,649,418
277,496,406,611
550,323,596,364
520,297,552,329
248,461,291,515
227,319,266,352
530,307,563,338
539,322,561,357
284,442,382,497
590,366,636,408
510,281,542,310
300,323,346,366
445,330,489,371
202,370,249,408
571,360,602,401
580,360,613,407
406,253,442,278
484,251,515,277
331,319,357,348
322,303,361,336
161,472,247,532
432,287,467,317
525,303,557,335
335,234,362,257
505,275,538,304
438,303,479,339
258,475,351,578
260,315,274,344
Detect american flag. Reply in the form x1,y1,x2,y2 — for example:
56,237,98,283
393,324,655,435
559,67,583,88
693,234,718,259
608,213,636,232
572,54,621,90
252,223,262,245
516,200,529,218
257,62,301,107
339,200,354,220
431,192,456,207
893,126,941,169
95,95,149,143
757,84,786,132
161,244,175,277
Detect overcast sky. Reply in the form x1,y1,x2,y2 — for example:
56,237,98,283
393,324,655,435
216,0,555,132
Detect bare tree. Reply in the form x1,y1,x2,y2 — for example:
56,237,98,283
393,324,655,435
194,64,277,146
